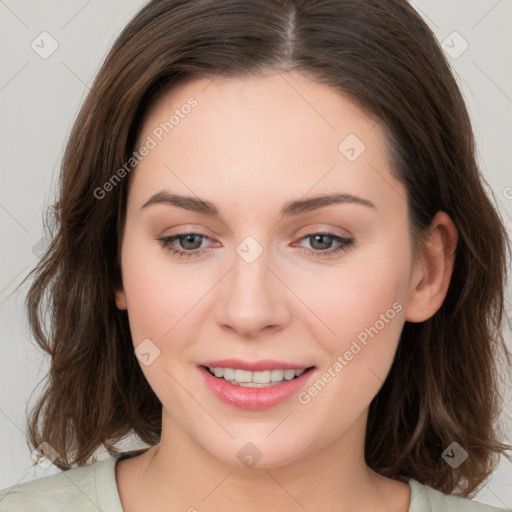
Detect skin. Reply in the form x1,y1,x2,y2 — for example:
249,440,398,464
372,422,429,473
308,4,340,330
114,70,457,512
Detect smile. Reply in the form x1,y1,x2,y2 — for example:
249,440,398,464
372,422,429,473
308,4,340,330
205,366,307,387
198,362,316,410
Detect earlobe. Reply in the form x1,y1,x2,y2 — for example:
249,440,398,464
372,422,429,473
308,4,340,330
404,211,458,323
115,288,127,310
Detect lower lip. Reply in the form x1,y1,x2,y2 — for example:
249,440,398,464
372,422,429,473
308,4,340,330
198,366,316,410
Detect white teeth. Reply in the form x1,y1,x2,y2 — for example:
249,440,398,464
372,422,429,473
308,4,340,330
206,366,308,386
224,368,235,380
234,369,252,383
253,370,271,384
283,369,296,380
270,369,284,382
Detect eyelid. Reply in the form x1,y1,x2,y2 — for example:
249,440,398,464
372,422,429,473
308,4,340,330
294,224,354,239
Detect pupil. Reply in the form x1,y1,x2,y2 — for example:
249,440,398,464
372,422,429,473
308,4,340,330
312,234,331,250
182,234,201,249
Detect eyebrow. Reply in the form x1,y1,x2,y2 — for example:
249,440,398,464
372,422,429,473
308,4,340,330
141,191,376,216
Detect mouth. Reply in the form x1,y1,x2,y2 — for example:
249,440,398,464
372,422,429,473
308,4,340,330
197,361,316,410
201,365,312,387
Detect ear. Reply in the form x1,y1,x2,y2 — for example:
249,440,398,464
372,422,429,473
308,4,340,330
114,249,127,309
115,286,127,310
404,211,458,322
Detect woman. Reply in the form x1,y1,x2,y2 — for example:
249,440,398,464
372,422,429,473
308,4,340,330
1,0,510,510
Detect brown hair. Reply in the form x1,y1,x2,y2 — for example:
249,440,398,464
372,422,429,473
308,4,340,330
21,0,511,498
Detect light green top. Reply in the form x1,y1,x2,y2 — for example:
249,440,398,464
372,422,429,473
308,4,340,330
0,451,509,511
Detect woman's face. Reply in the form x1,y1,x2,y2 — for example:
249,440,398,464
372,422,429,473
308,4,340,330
116,70,424,467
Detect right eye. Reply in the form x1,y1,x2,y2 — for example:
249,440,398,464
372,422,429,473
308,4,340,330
157,232,215,258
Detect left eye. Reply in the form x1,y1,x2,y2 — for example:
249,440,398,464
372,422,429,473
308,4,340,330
157,232,354,259
293,233,354,258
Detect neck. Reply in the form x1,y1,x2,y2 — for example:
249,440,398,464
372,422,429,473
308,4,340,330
117,408,409,512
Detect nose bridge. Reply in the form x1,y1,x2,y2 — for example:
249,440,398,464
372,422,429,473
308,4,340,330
215,235,290,336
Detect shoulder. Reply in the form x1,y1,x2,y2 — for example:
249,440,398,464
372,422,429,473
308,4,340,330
0,455,124,512
408,479,511,512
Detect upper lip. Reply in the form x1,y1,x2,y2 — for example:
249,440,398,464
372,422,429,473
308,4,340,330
198,359,314,372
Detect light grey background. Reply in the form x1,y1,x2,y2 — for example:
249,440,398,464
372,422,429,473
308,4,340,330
1,0,511,507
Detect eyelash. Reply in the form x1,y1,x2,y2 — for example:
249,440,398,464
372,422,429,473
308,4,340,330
157,231,354,259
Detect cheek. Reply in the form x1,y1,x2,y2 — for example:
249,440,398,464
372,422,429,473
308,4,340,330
119,238,208,409
294,247,408,416
293,242,410,420
295,241,410,351
119,234,200,348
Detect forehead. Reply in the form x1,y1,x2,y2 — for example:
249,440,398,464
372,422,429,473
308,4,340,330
142,70,380,146
129,71,404,218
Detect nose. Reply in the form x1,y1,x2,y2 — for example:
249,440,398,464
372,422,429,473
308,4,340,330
214,243,292,339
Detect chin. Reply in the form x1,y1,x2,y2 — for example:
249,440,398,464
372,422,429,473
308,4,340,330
200,433,310,469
